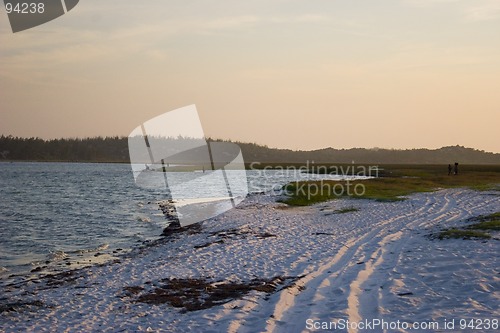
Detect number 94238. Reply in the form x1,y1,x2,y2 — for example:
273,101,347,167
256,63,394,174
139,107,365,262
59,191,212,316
5,2,45,14
459,318,498,330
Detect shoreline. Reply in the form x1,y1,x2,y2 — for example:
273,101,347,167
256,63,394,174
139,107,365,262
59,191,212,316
1,189,499,332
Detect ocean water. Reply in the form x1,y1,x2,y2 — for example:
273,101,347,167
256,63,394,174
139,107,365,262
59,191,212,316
0,162,358,282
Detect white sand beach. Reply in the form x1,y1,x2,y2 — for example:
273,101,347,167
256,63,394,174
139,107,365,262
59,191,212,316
1,189,499,332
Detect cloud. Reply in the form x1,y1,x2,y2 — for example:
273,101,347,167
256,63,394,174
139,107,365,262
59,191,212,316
0,9,333,84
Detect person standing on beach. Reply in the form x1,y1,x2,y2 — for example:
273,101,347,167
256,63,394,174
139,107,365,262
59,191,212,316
454,162,459,175
448,164,452,176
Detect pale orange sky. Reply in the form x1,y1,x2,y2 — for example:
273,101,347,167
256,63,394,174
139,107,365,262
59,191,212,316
1,0,499,152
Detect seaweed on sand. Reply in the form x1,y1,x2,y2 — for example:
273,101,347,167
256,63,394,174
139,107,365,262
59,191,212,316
128,276,301,312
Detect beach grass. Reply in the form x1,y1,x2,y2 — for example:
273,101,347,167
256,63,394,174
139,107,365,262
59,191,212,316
467,212,500,231
469,220,500,230
435,211,500,240
437,229,491,240
281,164,500,206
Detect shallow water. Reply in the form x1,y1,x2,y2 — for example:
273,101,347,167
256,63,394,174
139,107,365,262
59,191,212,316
0,162,169,279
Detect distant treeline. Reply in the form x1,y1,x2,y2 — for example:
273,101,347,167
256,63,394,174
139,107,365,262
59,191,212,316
0,135,129,162
1,135,499,165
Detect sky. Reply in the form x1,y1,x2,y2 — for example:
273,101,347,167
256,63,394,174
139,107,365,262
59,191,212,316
1,0,499,152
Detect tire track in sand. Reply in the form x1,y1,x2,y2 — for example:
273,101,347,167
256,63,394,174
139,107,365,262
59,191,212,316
250,190,495,332
211,190,498,333
223,195,434,333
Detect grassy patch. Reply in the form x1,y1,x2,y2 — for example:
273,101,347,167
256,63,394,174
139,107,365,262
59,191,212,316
467,212,500,231
281,165,500,206
280,178,437,205
437,229,491,240
469,220,500,230
471,211,500,222
436,211,499,240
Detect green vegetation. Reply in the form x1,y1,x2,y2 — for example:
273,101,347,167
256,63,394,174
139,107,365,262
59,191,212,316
437,229,491,240
281,165,500,206
280,182,333,206
467,212,500,231
469,220,500,230
437,211,500,240
0,135,130,162
333,207,359,214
